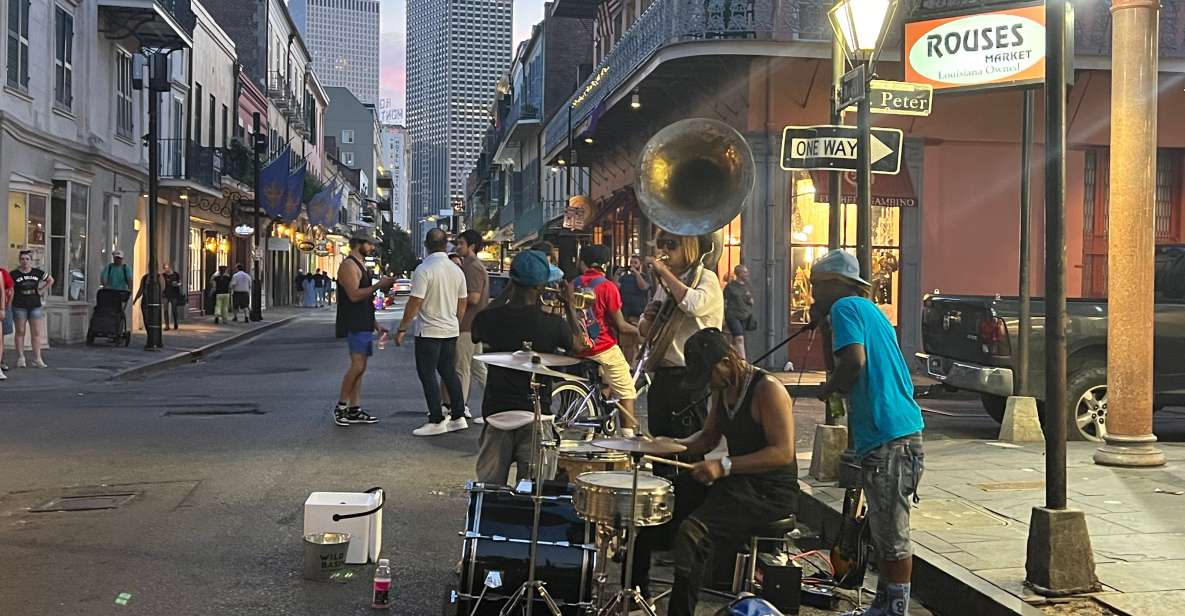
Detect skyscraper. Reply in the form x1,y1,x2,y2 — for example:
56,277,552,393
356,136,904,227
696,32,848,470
289,0,380,105
407,0,512,241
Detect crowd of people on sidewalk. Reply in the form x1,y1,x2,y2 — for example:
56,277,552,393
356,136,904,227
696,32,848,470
295,270,336,308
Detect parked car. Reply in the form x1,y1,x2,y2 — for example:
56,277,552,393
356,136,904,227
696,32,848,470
392,278,412,296
917,245,1185,442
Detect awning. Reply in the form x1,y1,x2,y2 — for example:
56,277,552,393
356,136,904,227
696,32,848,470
809,164,918,208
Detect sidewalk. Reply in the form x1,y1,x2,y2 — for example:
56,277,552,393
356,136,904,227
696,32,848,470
1,306,314,390
774,370,944,397
797,435,1185,616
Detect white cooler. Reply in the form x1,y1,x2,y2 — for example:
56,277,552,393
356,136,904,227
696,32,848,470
303,490,383,564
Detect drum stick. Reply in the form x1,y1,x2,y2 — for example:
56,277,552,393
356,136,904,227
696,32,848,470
643,455,695,470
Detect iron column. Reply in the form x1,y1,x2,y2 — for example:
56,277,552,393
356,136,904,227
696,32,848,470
144,54,166,351
250,112,264,322
855,76,872,282
1016,90,1034,395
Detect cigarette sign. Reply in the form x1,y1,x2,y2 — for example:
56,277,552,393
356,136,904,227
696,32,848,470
904,3,1046,92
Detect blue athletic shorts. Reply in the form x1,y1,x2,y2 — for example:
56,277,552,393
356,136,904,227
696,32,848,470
346,330,374,356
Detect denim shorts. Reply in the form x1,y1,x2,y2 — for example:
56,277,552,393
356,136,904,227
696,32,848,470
12,306,45,321
861,433,924,561
346,330,374,357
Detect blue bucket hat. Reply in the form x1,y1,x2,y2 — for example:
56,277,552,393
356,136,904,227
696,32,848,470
510,250,552,287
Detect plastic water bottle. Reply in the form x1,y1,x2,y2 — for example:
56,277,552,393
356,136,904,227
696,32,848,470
377,331,389,350
372,558,392,609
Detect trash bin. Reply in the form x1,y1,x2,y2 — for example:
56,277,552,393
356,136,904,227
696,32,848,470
302,531,352,581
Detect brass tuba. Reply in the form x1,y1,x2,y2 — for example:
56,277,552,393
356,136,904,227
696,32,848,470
634,118,755,372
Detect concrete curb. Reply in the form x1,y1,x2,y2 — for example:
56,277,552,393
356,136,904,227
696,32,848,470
108,315,300,381
795,483,1045,616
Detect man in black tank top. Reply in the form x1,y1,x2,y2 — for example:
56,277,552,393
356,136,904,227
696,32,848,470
333,234,394,426
663,327,799,616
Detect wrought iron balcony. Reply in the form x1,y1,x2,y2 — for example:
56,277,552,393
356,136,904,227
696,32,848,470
267,72,293,111
97,0,194,48
543,0,829,156
158,139,224,191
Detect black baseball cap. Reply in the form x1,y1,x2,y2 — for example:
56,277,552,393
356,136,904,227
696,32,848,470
682,327,733,389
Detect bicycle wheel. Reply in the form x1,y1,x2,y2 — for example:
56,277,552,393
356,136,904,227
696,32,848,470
551,382,597,427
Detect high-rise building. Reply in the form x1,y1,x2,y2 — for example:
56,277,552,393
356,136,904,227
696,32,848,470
289,0,380,104
407,0,512,243
380,125,411,231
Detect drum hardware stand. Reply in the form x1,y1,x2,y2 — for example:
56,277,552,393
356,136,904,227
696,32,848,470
492,360,562,616
597,451,659,616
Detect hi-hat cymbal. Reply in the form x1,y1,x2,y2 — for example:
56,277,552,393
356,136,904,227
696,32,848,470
475,352,586,381
591,436,688,455
474,350,581,367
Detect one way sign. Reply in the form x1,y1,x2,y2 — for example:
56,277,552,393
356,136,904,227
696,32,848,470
780,125,904,175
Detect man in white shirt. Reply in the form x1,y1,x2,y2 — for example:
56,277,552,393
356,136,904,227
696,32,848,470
230,264,253,322
396,228,470,436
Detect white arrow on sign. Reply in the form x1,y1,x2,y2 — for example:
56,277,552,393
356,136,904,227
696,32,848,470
787,134,895,165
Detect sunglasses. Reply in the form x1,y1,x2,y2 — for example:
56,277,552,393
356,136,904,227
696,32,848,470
655,238,680,251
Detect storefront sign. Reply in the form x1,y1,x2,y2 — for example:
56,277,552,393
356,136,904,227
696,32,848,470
904,3,1046,92
780,125,903,175
563,195,592,231
869,80,933,116
233,224,255,237
297,240,316,252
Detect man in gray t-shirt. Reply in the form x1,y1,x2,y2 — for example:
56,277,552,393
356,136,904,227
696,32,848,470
443,229,489,423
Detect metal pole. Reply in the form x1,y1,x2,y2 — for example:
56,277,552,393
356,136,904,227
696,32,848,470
828,23,844,251
145,58,163,351
1016,90,1034,395
1044,0,1068,510
251,112,264,321
855,76,872,282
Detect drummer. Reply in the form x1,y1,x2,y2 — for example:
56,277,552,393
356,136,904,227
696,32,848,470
665,328,799,616
470,251,576,485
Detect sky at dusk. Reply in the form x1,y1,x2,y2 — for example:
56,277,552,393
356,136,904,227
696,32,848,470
378,0,545,116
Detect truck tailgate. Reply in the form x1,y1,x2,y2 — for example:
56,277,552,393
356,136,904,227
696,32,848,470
922,296,998,364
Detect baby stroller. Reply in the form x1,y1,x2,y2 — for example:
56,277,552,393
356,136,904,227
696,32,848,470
86,288,132,346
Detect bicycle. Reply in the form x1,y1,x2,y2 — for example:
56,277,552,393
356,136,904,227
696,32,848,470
550,359,630,437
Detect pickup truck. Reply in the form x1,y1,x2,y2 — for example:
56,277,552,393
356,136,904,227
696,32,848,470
917,245,1185,442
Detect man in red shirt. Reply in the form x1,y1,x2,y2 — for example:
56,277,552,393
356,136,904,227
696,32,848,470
576,245,640,433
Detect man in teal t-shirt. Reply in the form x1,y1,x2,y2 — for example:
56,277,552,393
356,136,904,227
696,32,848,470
100,251,132,292
811,249,924,616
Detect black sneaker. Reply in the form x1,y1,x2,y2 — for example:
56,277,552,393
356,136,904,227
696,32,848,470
333,405,350,427
344,407,379,424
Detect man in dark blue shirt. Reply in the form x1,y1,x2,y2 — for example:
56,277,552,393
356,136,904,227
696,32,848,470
811,249,924,616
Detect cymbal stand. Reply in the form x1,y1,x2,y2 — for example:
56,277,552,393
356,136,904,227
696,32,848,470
497,362,562,616
597,451,658,616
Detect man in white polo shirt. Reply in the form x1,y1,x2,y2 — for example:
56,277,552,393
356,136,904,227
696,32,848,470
396,228,471,436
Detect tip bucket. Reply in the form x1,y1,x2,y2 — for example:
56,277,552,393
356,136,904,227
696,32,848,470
303,531,352,580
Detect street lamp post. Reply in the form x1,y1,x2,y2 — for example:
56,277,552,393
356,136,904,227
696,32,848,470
250,112,265,322
828,0,898,280
142,52,174,351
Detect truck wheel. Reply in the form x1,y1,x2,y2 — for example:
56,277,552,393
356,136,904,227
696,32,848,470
979,394,1007,424
1066,366,1108,442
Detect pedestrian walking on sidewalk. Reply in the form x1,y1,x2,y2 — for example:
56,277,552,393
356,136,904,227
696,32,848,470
210,266,232,324
230,264,252,322
314,269,328,307
810,249,925,616
302,273,317,308
396,228,470,437
724,264,756,360
99,251,132,292
333,234,394,426
294,270,305,306
11,250,53,369
0,265,11,379
132,270,162,329
162,264,183,329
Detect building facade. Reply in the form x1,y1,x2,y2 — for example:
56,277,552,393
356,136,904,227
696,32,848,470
1,0,194,343
324,86,380,201
407,0,512,249
380,125,410,230
288,0,380,105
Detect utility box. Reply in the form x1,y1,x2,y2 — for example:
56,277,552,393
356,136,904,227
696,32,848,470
303,490,383,564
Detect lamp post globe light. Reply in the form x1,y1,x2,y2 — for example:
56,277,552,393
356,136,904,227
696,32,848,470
828,0,898,281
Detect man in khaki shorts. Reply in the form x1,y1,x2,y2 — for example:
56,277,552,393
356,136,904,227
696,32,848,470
574,246,640,434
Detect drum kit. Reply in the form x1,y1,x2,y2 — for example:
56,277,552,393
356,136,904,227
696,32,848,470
452,350,692,616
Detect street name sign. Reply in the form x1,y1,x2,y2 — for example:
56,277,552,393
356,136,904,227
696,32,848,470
780,125,904,175
839,65,867,110
869,80,933,116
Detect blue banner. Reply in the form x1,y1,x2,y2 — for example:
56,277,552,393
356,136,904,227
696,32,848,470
279,162,306,223
306,180,340,228
257,147,291,219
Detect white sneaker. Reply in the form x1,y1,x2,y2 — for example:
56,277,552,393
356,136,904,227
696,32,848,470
0,368,6,380
463,406,484,425
32,359,47,368
413,420,450,436
16,356,26,368
446,417,469,432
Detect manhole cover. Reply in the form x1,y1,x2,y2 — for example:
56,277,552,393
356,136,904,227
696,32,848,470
976,480,1046,492
30,493,137,512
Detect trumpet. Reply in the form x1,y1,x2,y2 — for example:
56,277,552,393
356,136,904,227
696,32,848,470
541,285,596,311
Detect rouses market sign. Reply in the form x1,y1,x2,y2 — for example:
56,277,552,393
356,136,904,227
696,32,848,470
904,3,1045,92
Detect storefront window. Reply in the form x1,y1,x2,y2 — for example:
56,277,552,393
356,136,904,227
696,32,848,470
188,227,203,293
68,182,88,301
717,215,742,280
789,172,901,325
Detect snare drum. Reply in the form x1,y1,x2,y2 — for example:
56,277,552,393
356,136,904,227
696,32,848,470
573,471,674,527
556,441,630,481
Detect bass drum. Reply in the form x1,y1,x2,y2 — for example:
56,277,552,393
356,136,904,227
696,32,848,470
453,483,595,616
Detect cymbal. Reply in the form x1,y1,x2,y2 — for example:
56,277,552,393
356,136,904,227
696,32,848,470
474,350,582,367
591,436,688,455
475,353,586,381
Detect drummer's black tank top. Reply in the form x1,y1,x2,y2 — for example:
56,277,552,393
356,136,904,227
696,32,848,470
717,369,798,486
335,256,374,337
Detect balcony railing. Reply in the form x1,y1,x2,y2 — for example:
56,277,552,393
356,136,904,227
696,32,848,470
158,139,224,190
267,72,292,110
543,0,829,156
542,199,568,224
497,99,541,146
